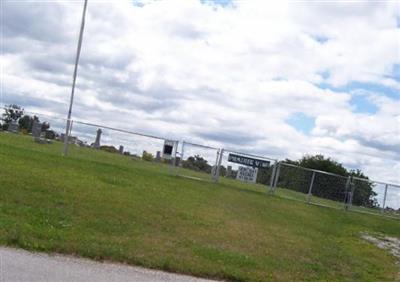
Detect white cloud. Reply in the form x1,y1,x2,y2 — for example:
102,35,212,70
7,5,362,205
1,0,399,183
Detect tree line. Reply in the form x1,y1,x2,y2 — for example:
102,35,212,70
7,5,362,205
182,153,378,208
1,104,54,137
2,104,48,131
1,105,378,208
257,154,377,208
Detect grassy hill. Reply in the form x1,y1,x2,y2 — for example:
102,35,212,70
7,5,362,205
0,132,399,281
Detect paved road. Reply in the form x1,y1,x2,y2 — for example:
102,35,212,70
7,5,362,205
0,247,217,282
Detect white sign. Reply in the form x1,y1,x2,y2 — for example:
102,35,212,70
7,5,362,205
236,166,258,183
163,140,175,160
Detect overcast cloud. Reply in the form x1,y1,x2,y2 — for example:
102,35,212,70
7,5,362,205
1,0,400,183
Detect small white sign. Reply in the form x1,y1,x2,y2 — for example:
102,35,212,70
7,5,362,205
236,166,258,183
163,140,175,160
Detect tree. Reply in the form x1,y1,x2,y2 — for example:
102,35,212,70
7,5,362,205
256,166,273,185
278,155,377,207
100,145,119,154
349,169,378,208
277,159,313,194
219,165,227,177
298,154,347,176
142,151,154,161
2,104,24,129
18,115,39,133
41,122,50,131
182,155,212,173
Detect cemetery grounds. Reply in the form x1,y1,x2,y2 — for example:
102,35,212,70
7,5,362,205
0,132,399,282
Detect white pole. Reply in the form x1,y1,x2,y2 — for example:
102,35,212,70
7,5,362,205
63,0,88,156
180,141,185,166
307,171,316,203
213,149,224,183
381,184,388,214
272,162,281,193
269,160,277,193
212,149,220,181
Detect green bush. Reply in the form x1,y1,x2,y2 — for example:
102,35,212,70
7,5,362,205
100,145,119,154
142,151,154,161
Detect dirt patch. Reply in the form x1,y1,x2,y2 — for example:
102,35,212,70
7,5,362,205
361,233,400,259
361,232,400,281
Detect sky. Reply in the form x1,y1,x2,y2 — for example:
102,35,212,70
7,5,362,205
1,0,400,187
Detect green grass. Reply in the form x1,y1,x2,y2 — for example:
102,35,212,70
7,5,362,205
0,132,399,281
179,164,399,219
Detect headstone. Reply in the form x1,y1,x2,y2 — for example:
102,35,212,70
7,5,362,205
44,130,56,140
119,145,124,154
155,151,161,162
60,133,77,144
175,156,181,166
226,166,232,178
60,133,67,142
8,122,19,133
32,121,42,138
76,139,85,147
34,137,47,144
93,128,102,149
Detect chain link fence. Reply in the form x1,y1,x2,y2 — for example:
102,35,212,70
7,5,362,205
271,162,400,218
272,162,349,209
351,178,400,218
0,108,179,175
219,149,277,191
1,106,399,219
176,141,221,182
384,185,400,217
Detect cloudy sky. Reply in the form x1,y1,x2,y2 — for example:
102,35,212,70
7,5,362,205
2,0,400,184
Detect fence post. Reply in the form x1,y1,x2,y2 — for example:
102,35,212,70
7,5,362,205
344,176,354,210
211,149,220,181
269,160,277,192
344,176,351,210
381,184,388,214
62,118,72,156
180,141,185,167
349,177,355,210
172,140,179,167
307,171,316,204
271,161,281,193
168,140,179,175
213,149,224,183
69,120,74,136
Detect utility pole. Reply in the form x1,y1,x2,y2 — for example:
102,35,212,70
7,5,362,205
63,0,88,156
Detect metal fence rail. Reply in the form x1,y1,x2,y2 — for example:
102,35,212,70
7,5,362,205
219,148,277,191
176,141,221,182
271,162,400,218
1,106,399,219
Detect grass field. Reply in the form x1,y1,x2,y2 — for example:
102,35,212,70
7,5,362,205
0,132,399,281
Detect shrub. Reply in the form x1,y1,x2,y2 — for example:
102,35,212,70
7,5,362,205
142,151,154,162
100,145,119,154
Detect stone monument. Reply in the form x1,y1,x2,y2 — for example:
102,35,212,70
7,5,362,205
31,120,42,138
8,122,19,133
93,128,102,149
155,151,161,162
226,166,232,178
